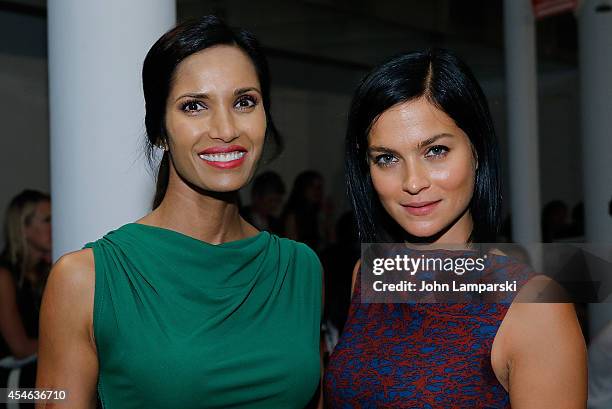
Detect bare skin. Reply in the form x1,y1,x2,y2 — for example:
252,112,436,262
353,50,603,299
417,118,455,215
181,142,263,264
349,97,587,408
36,45,329,408
0,269,39,358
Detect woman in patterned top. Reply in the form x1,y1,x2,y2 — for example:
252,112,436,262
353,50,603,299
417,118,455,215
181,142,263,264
324,48,587,408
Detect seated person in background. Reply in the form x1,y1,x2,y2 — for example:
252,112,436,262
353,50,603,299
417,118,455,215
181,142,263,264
0,189,51,391
241,171,285,234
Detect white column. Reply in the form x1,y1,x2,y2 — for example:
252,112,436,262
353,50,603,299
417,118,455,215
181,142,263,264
48,1,176,260
577,0,612,339
503,0,542,268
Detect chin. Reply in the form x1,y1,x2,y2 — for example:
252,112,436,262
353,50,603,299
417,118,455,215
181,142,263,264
404,226,440,238
396,218,445,239
195,172,252,193
203,183,245,193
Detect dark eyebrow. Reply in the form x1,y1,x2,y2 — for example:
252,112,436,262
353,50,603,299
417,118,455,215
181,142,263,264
417,133,453,149
175,87,261,102
175,92,208,102
368,133,453,155
234,87,261,96
367,146,400,155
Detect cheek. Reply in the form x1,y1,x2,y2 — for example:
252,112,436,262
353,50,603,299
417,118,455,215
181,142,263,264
240,110,267,146
167,117,201,145
430,156,475,203
24,226,39,242
370,167,402,201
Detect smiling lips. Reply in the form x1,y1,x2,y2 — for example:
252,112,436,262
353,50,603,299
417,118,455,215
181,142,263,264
402,200,441,216
198,145,247,169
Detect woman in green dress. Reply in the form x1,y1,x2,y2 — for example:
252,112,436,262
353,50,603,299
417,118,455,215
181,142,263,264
36,16,323,409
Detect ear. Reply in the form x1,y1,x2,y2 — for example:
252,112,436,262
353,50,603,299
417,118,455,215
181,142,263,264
471,145,479,171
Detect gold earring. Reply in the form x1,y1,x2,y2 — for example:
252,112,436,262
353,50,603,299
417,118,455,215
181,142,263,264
158,140,168,151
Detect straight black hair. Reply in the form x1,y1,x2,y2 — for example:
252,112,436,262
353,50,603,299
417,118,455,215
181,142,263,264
345,48,501,243
142,15,282,209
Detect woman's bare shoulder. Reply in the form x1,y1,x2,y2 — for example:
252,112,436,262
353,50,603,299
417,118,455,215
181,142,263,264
50,249,95,290
44,249,96,334
38,249,100,401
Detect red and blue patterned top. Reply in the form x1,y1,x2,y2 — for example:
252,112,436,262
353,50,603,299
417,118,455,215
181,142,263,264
324,252,532,408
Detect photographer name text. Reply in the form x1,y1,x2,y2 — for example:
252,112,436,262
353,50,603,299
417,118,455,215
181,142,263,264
372,280,518,293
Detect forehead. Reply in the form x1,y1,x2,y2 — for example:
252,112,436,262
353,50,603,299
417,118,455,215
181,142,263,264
368,98,464,145
170,45,260,95
30,200,50,218
37,200,51,211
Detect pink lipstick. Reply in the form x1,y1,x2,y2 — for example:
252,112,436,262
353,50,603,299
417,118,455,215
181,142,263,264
402,200,441,216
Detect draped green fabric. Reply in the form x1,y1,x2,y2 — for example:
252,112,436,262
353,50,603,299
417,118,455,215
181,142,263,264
83,223,322,409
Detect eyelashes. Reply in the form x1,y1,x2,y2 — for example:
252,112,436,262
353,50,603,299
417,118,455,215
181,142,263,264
372,153,397,167
234,95,258,110
179,95,259,114
181,99,205,113
371,145,450,167
424,145,449,158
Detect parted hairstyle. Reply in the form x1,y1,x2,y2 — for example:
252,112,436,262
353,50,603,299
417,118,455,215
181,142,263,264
345,48,501,243
142,15,282,209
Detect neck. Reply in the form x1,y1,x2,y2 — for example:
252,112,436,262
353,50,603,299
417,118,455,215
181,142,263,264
436,208,474,245
140,167,255,245
21,249,49,287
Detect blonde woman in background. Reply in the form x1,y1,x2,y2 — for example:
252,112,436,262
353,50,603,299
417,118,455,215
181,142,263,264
0,189,51,396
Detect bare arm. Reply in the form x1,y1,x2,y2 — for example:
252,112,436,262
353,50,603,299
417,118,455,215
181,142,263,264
36,249,99,409
0,268,38,358
496,295,587,408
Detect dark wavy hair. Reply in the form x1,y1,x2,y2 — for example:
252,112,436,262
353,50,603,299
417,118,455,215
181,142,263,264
345,48,501,243
142,15,283,209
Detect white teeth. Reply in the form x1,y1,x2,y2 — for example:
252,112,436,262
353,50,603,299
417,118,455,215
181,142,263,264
198,151,246,162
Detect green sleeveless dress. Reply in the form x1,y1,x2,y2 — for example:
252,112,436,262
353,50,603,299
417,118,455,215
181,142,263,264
83,223,322,409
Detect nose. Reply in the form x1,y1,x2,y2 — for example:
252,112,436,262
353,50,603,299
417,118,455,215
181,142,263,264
208,109,239,143
402,157,430,195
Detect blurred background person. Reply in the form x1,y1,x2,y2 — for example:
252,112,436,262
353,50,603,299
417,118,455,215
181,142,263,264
541,199,571,242
0,189,51,395
320,211,359,356
282,170,334,253
241,170,286,235
567,201,585,239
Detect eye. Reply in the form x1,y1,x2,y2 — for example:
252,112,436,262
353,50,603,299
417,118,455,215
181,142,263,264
181,99,206,113
234,95,258,110
372,153,398,167
424,145,449,158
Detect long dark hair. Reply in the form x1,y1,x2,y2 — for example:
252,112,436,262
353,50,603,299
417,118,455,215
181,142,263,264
345,48,501,243
142,15,283,209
